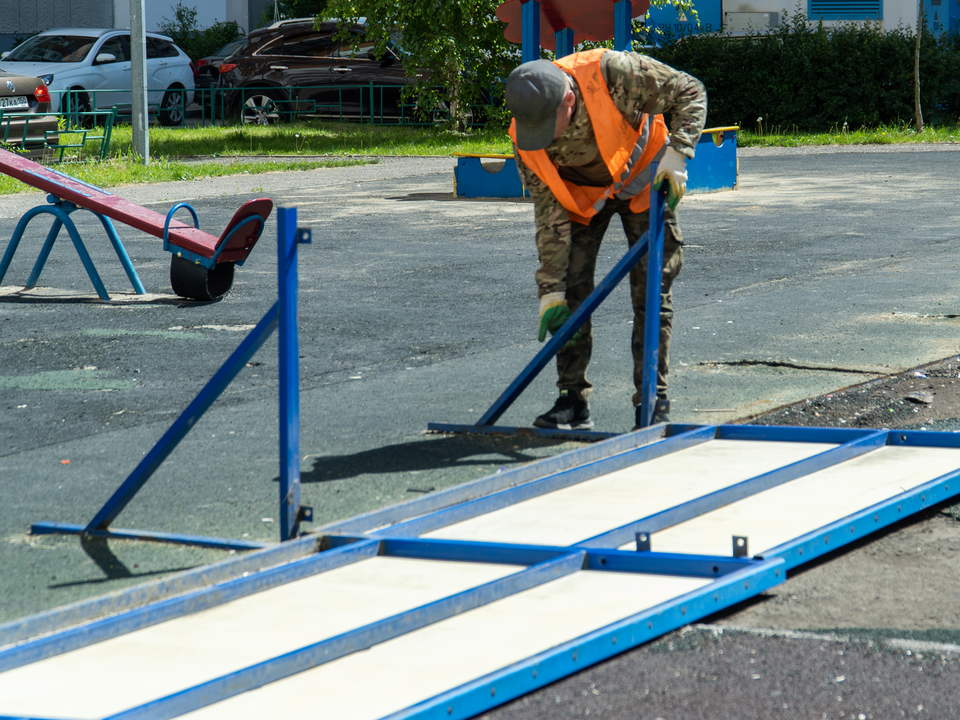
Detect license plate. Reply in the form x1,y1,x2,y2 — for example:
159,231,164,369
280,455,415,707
0,95,28,110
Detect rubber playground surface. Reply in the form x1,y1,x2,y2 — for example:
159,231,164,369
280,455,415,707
2,146,960,717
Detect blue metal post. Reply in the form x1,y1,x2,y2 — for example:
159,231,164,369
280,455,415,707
277,207,302,542
476,186,668,428
638,173,665,428
522,0,541,63
555,28,574,58
614,0,633,51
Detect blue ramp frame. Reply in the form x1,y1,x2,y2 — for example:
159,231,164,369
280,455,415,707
430,181,666,438
5,424,960,719
31,207,312,549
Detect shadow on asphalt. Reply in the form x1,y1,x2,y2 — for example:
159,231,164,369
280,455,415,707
297,434,571,484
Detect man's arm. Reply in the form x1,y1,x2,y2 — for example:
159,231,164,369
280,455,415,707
514,148,573,297
603,51,708,159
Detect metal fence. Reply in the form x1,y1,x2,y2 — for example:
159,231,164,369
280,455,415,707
45,84,484,129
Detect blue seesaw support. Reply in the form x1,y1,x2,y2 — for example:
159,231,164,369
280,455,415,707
31,207,313,549
0,194,145,300
430,177,666,439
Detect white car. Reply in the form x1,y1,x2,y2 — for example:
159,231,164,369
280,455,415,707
0,28,195,126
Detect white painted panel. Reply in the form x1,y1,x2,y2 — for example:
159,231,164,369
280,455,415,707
0,557,516,719
620,446,960,556
426,440,832,546
180,571,711,720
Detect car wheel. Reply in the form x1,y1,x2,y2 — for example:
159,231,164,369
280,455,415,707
67,88,94,128
159,88,185,127
241,92,283,125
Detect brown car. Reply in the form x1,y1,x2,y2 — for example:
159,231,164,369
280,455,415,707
0,71,57,158
216,19,417,124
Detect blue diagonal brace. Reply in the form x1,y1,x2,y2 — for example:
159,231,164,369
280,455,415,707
84,302,280,533
477,185,666,428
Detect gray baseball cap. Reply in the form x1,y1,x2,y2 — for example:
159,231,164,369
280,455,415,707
505,60,569,151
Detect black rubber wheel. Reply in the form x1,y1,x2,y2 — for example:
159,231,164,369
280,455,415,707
68,88,94,128
159,87,186,126
240,91,284,124
170,256,234,301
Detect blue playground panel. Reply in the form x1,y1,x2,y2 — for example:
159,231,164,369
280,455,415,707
687,126,738,193
454,127,737,199
454,154,527,198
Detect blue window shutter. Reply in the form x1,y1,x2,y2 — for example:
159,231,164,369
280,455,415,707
809,0,882,19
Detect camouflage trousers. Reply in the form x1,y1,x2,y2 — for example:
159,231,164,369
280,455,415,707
556,197,684,407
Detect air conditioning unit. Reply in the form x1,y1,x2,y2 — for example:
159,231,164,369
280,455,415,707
723,12,780,30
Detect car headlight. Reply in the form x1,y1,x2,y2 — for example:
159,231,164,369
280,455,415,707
38,74,53,86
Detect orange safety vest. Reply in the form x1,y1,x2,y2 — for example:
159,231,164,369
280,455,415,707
509,48,669,224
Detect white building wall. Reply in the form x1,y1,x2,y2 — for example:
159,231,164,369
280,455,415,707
718,0,918,30
112,0,247,32
884,0,918,28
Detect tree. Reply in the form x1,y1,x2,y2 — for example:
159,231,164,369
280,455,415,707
158,3,244,62
321,0,519,130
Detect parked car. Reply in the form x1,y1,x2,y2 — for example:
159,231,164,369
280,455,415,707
0,29,195,126
195,36,247,116
0,71,58,157
216,19,417,124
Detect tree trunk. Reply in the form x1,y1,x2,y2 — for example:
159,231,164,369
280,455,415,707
445,46,465,132
915,0,924,132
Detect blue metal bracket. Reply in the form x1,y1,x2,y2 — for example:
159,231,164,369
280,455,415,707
0,195,145,300
429,183,667,437
31,207,310,548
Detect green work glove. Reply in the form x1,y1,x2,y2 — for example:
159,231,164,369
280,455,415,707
651,146,689,212
538,292,581,346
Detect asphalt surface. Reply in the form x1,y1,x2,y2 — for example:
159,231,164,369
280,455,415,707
3,145,960,716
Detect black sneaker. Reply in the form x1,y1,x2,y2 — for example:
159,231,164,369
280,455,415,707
633,399,670,429
534,390,594,430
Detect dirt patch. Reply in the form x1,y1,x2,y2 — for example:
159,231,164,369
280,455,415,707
745,356,960,432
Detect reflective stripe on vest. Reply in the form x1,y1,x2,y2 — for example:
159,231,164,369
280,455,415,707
509,48,669,224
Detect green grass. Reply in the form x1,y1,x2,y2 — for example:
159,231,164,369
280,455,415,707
6,117,960,198
109,121,515,158
738,120,960,148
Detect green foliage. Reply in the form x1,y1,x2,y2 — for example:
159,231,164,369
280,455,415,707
320,0,520,130
648,7,960,130
158,3,246,63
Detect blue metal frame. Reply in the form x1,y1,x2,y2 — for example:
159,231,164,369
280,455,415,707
0,540,379,674
383,557,783,720
0,534,323,649
9,426,960,718
429,183,667,438
0,532,781,720
521,0,541,63
614,0,634,51
555,28,574,58
0,196,145,300
29,208,310,549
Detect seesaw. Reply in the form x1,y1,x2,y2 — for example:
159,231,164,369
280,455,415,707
0,148,273,300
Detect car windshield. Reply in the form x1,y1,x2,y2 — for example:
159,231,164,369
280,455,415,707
5,35,97,63
216,37,246,58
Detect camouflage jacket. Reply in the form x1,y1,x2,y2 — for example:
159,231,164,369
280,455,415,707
513,50,707,296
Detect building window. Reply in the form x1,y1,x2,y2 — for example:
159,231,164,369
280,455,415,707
809,0,882,19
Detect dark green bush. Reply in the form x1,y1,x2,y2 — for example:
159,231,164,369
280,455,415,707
648,9,960,130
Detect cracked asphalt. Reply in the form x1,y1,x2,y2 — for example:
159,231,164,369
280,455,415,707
2,145,960,716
